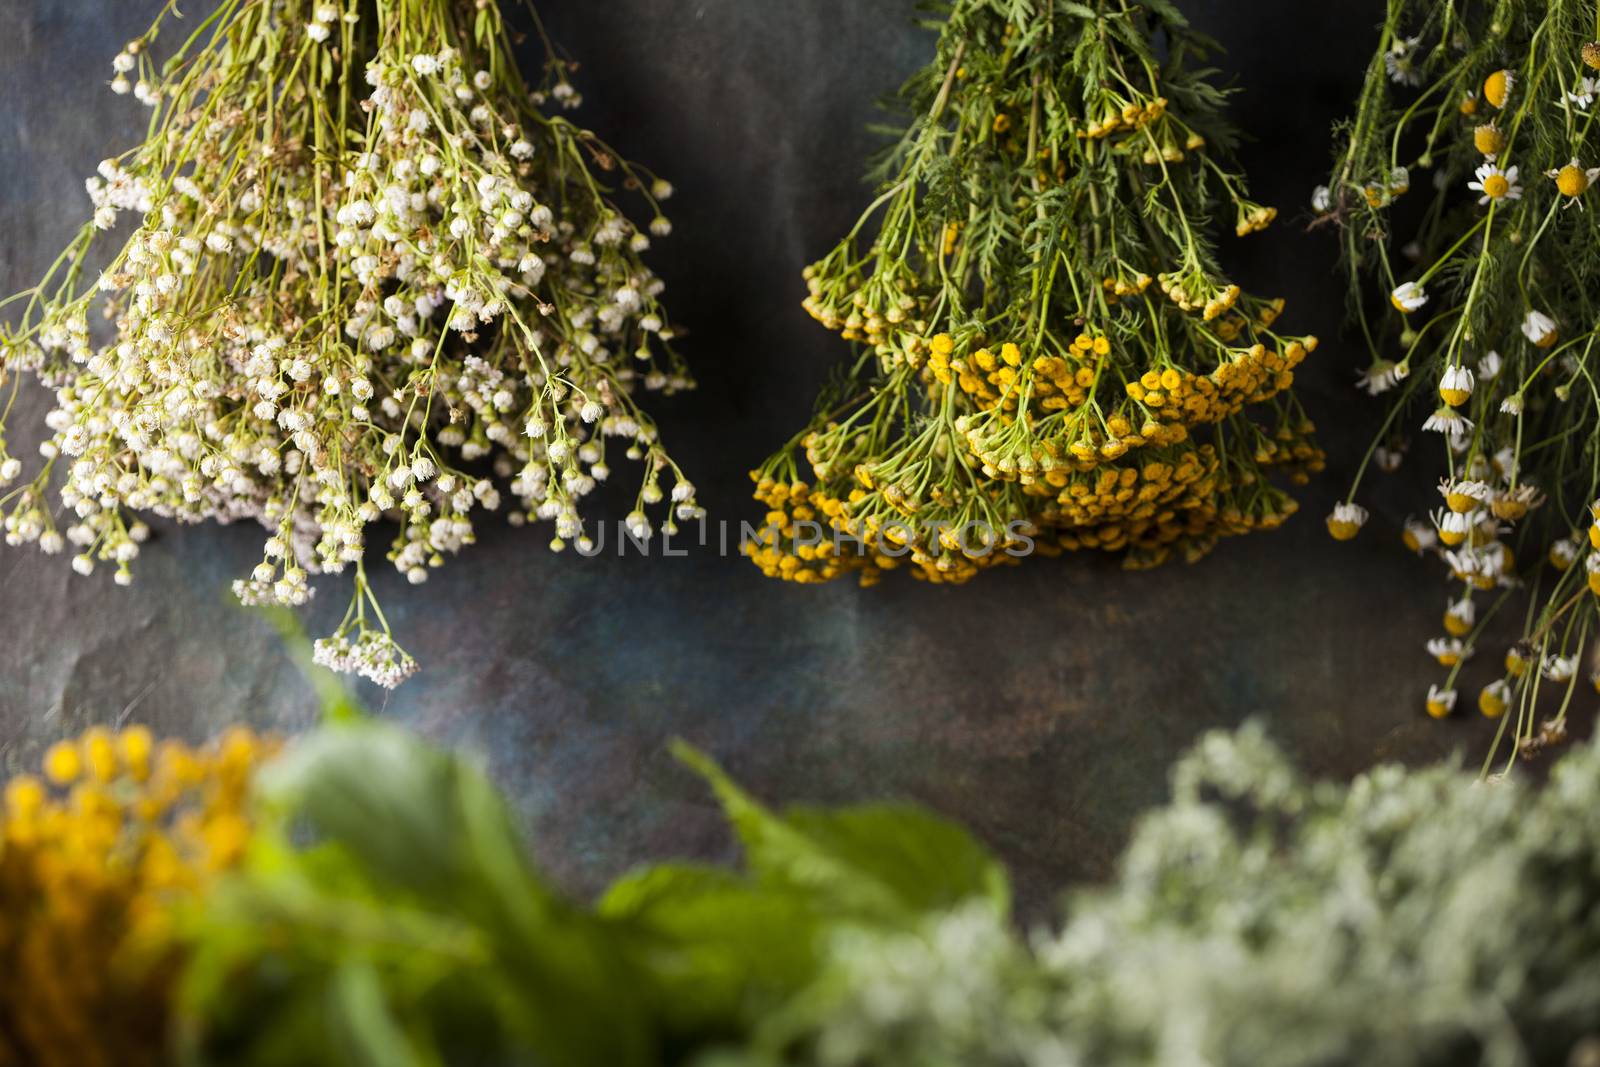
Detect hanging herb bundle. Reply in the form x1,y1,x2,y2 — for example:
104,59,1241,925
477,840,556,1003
0,0,694,687
745,0,1323,587
1320,0,1600,757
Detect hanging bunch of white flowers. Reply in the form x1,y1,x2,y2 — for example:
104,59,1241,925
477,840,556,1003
0,0,696,687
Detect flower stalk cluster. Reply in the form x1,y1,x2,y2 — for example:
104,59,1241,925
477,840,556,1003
0,0,694,686
746,0,1322,586
1320,0,1600,762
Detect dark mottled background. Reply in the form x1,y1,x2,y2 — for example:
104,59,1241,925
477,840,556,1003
0,1,1491,912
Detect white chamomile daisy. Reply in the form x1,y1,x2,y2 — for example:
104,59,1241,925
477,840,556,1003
1521,309,1558,348
1568,77,1597,110
1550,536,1582,569
1548,159,1600,206
1468,162,1522,205
1425,684,1458,719
1483,69,1514,109
1438,479,1490,512
1325,502,1368,541
1438,364,1475,406
1402,517,1438,554
1435,508,1477,547
1543,654,1578,684
1423,407,1472,434
1390,281,1428,313
1384,36,1424,86
1444,597,1476,636
1357,359,1407,395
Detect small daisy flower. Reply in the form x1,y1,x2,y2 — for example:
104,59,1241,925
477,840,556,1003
1426,636,1471,666
1357,359,1407,394
1483,68,1514,109
1443,544,1501,586
1444,597,1476,636
1490,484,1541,522
1543,654,1578,684
1550,536,1582,570
1325,502,1369,541
1425,684,1458,719
1402,517,1438,554
1477,679,1510,718
1521,309,1558,348
1500,394,1524,416
1548,159,1600,203
1435,508,1477,547
1438,478,1490,513
1423,407,1472,434
1476,349,1502,381
1567,76,1597,110
1472,124,1506,158
1391,281,1428,313
1385,36,1424,86
1468,162,1522,204
1310,184,1332,213
1438,363,1475,406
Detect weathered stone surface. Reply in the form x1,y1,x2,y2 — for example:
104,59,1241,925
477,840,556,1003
0,0,1480,913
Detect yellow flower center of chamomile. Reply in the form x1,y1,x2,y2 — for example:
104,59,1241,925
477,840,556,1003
1440,384,1472,406
1473,125,1505,156
1480,173,1511,199
1426,695,1454,719
1484,69,1512,109
1557,164,1590,197
1490,497,1527,521
1326,519,1360,541
1478,687,1507,718
1445,491,1477,513
1589,568,1600,596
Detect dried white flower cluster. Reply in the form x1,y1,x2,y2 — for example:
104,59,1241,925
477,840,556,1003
726,724,1600,1067
0,0,695,686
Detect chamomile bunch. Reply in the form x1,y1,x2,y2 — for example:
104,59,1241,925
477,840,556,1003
1319,0,1600,760
747,0,1322,587
0,0,693,688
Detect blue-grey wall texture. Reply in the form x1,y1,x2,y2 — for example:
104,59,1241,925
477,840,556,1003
0,0,1486,912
